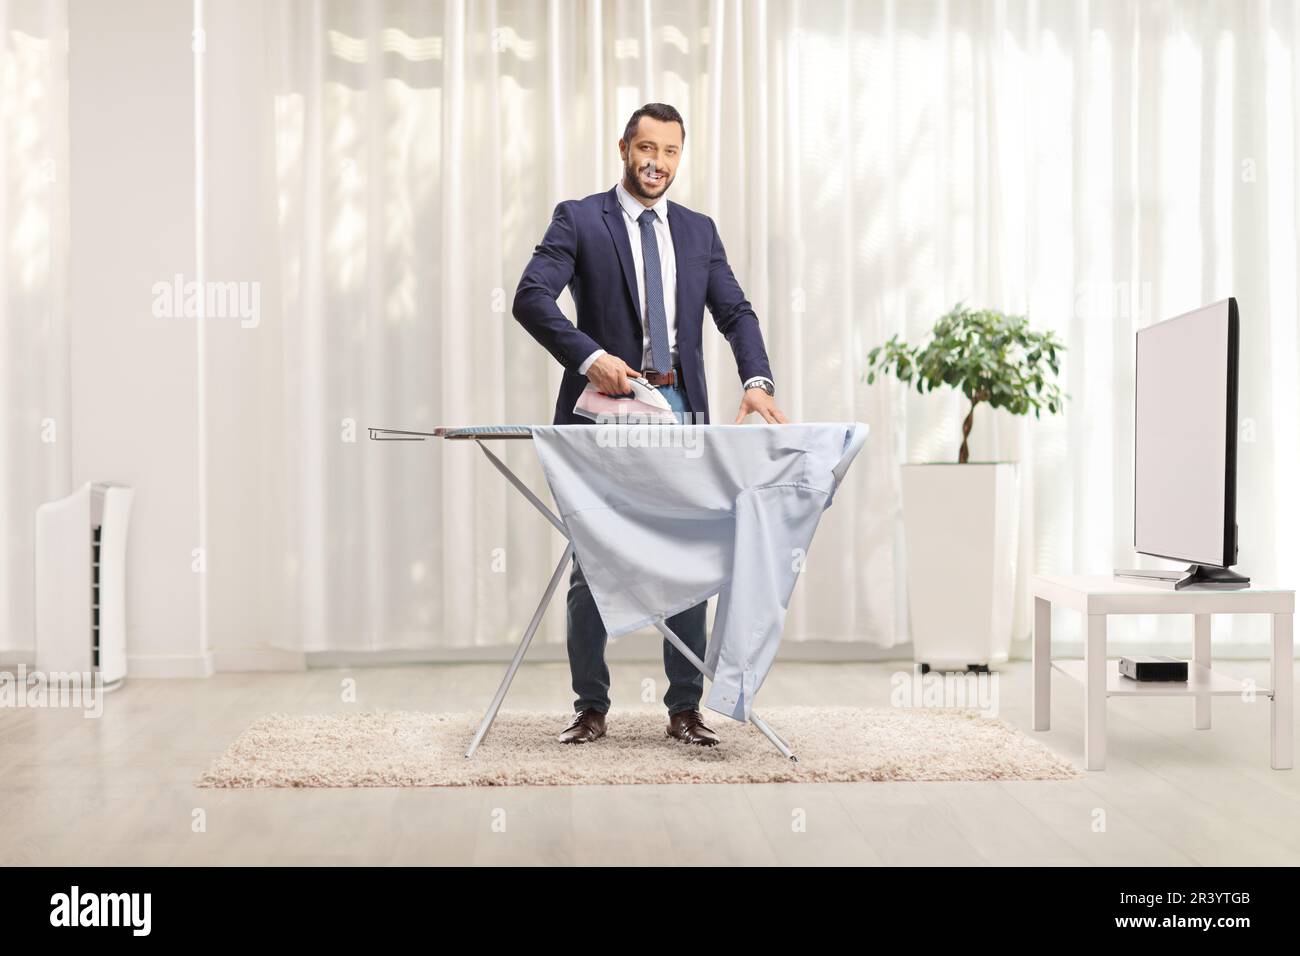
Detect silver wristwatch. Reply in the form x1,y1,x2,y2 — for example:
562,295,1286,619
744,377,775,397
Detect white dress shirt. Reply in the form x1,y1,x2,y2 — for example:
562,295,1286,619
578,181,678,375
531,421,869,721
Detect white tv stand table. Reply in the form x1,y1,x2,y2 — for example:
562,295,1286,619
1031,575,1293,771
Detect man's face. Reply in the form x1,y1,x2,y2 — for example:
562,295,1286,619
619,116,682,203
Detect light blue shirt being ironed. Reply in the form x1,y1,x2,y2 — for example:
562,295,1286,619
531,422,869,722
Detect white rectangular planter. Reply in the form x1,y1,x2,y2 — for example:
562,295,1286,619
901,463,1019,670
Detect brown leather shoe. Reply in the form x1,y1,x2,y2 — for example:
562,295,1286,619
666,709,720,747
558,708,606,744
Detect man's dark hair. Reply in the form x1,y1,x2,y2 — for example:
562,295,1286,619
622,103,685,146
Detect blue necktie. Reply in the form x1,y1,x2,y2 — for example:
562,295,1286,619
637,208,671,374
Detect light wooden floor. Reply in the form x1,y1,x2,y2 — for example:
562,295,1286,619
1,659,1297,866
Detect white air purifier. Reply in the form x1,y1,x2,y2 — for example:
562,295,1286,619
35,482,134,688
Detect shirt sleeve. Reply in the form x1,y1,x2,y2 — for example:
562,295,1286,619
577,348,607,376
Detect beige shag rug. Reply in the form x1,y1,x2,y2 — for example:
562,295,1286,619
195,707,1079,788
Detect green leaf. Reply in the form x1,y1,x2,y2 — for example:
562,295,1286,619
863,305,1067,432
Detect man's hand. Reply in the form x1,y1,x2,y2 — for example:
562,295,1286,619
586,353,641,395
735,387,789,424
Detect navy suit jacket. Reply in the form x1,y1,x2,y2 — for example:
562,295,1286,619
512,186,773,425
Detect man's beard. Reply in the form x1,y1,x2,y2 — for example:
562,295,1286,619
624,159,671,200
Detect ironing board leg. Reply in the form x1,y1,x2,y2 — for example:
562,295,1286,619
748,714,796,761
464,544,574,758
476,440,567,536
651,618,798,762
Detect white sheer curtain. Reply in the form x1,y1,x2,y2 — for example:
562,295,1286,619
211,0,1300,657
0,0,68,656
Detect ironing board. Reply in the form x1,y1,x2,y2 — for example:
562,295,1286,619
369,424,799,761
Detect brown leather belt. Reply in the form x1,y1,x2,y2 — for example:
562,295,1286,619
643,366,680,387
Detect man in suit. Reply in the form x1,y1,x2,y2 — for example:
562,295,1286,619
512,102,787,748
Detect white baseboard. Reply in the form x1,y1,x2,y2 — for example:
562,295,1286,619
125,651,215,678
13,637,1284,679
307,636,915,667
212,647,308,672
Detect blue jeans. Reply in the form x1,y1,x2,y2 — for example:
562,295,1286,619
566,379,708,715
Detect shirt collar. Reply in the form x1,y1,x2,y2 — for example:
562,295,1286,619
615,179,666,225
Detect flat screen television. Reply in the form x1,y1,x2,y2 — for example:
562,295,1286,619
1116,297,1249,589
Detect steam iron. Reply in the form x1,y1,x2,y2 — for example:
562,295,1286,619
573,379,679,424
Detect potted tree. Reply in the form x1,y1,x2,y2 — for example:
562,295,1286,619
867,304,1065,671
